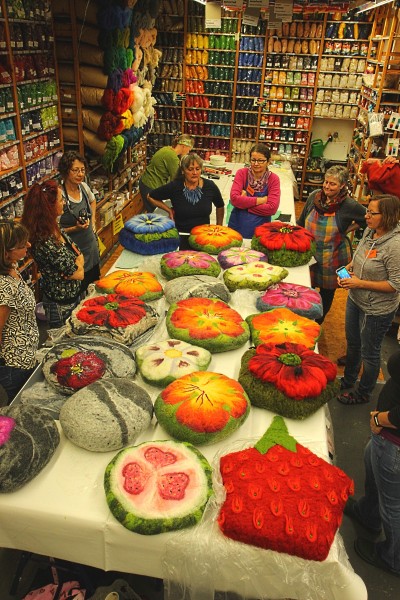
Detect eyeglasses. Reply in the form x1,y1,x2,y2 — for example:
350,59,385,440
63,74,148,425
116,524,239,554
366,210,381,216
250,159,267,164
70,168,86,174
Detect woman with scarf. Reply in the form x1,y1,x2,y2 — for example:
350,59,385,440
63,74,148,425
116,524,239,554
227,143,280,239
298,165,366,323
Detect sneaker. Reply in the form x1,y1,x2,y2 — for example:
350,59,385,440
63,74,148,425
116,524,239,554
354,538,400,577
337,389,369,405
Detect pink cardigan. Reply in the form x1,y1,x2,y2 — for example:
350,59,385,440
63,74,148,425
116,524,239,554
230,167,281,216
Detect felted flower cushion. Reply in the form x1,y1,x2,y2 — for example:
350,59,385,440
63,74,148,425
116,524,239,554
42,336,137,395
238,342,339,419
136,339,212,388
166,297,250,353
154,371,250,445
218,416,354,561
246,308,321,349
256,282,323,320
217,246,268,269
188,224,243,254
223,261,288,292
104,439,213,534
66,294,158,346
95,270,163,302
164,275,230,304
119,213,180,255
160,250,221,280
251,221,316,267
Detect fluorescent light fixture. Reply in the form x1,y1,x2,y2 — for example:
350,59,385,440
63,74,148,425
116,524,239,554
356,0,394,14
193,0,207,4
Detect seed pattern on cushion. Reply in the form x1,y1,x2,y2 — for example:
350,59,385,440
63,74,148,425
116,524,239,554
223,261,288,292
238,342,339,419
246,308,321,349
95,270,163,302
218,416,354,561
256,282,323,320
105,439,213,535
217,246,268,269
251,221,316,267
188,224,243,254
160,250,221,281
119,213,180,255
164,275,230,305
136,339,212,388
166,297,250,353
154,371,250,445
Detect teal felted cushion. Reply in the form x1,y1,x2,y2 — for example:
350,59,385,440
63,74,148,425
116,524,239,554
256,282,323,320
251,221,316,267
188,224,243,254
160,250,221,280
119,213,180,255
223,261,288,292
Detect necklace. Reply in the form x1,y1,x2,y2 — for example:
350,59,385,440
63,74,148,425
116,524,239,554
183,183,203,205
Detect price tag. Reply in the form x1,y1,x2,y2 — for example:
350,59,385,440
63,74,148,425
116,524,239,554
112,213,124,236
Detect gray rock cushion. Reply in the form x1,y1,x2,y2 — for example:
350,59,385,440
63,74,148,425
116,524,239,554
59,378,153,452
0,404,60,493
164,275,231,304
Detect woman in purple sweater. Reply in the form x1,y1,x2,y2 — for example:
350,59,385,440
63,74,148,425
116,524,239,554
228,143,280,239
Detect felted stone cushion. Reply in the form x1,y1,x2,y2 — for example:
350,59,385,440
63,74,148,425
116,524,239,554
217,246,268,269
65,294,158,346
0,404,60,493
104,439,213,534
119,213,180,255
218,416,354,561
95,270,163,302
246,308,321,349
59,378,153,452
164,275,230,304
160,250,221,281
154,371,250,445
256,282,323,320
42,336,136,395
166,297,250,353
251,221,316,267
223,261,288,292
136,339,212,388
238,342,339,419
188,224,243,254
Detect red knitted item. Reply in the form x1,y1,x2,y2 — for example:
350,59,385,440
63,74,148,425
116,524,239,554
361,161,400,196
102,88,115,111
98,112,124,140
218,416,354,561
113,88,134,114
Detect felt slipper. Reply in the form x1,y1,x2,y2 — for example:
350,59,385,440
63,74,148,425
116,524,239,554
337,390,369,405
354,537,400,577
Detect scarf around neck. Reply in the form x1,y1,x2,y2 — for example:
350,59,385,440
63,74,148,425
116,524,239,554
247,167,270,193
313,185,348,214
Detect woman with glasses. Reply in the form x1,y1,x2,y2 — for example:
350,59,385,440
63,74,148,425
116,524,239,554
337,194,400,405
58,151,100,294
298,165,366,323
0,220,39,403
227,143,280,238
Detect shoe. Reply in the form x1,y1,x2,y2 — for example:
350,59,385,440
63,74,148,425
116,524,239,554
354,538,400,577
87,578,142,600
337,390,369,405
344,498,381,535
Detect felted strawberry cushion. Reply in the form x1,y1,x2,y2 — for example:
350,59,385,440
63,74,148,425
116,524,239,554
95,270,163,302
104,439,213,534
135,339,212,388
256,282,323,320
218,416,354,561
217,246,268,269
119,213,180,255
238,342,339,419
188,224,243,254
223,261,288,292
154,371,250,445
160,250,221,280
251,221,316,267
246,308,321,349
166,297,250,353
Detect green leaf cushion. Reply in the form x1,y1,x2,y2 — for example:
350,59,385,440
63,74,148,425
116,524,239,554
95,270,163,301
160,250,221,280
251,221,316,267
246,308,321,349
188,224,243,254
223,261,288,292
104,439,213,534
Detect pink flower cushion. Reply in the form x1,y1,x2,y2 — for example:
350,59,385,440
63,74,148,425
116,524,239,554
95,270,163,302
256,282,323,320
160,250,221,280
188,224,243,254
217,247,268,270
246,308,321,349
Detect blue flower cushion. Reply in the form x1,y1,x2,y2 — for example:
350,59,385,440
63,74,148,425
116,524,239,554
119,213,180,255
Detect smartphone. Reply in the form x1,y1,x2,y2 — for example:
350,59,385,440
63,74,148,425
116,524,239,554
336,266,352,280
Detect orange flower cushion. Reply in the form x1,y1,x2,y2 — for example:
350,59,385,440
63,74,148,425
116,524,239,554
189,224,243,254
246,308,321,349
95,270,163,301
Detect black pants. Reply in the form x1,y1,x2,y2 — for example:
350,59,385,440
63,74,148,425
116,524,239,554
316,287,336,324
139,179,155,213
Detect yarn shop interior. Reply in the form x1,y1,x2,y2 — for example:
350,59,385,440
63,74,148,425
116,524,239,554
1,0,400,599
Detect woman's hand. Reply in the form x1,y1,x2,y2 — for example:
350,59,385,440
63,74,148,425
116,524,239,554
256,196,268,205
370,411,383,434
337,273,362,289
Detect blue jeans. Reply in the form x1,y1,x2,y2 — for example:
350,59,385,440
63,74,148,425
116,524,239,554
0,364,35,404
342,297,396,398
357,435,400,574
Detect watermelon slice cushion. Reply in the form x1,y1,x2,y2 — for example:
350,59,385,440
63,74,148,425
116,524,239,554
246,308,321,349
223,261,288,292
104,439,213,534
95,270,163,302
160,250,221,280
251,221,316,267
217,246,268,269
256,282,323,321
218,416,354,561
188,224,243,254
119,213,180,255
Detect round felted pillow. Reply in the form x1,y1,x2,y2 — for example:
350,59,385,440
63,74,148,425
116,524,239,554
217,246,268,269
59,378,153,452
251,221,316,267
188,224,243,254
238,342,339,419
95,270,163,301
0,404,60,493
164,275,230,304
160,250,221,281
154,371,250,445
136,339,212,387
119,213,180,255
42,336,136,395
223,261,288,292
166,297,250,353
256,282,323,320
104,439,213,534
246,308,321,349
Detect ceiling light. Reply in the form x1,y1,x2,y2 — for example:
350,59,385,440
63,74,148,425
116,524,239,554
356,0,394,14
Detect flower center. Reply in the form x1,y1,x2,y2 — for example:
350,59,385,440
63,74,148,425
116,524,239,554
278,353,302,366
279,227,293,233
70,364,83,374
105,301,119,311
165,349,182,358
284,290,299,298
